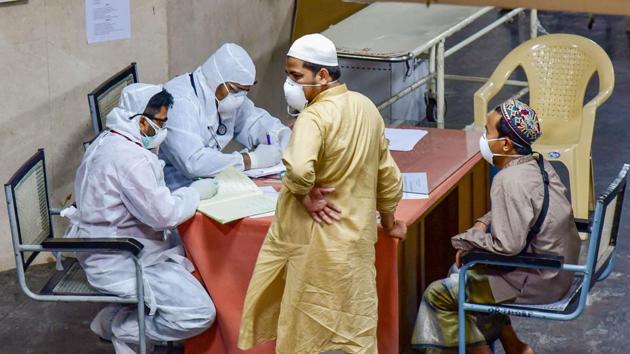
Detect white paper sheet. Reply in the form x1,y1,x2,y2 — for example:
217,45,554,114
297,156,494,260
403,192,429,200
385,128,428,151
85,0,131,44
259,186,280,196
243,162,286,178
402,172,429,198
248,186,279,219
197,167,276,223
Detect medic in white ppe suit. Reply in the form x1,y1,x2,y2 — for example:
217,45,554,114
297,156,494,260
62,84,216,354
160,43,291,190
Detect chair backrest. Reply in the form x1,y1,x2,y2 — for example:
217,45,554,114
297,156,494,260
586,164,628,287
4,149,53,270
87,63,138,136
486,34,613,143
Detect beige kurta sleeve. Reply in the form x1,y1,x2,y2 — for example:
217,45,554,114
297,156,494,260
451,178,535,255
376,127,403,214
281,112,323,196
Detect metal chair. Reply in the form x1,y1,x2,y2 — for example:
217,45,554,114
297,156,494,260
4,149,148,353
88,63,138,137
474,34,615,219
457,163,628,353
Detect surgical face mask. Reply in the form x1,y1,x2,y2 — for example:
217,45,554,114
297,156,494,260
283,77,310,114
213,59,249,115
141,116,167,149
283,76,336,115
479,132,525,165
217,90,246,115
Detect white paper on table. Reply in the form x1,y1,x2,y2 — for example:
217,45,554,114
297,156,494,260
259,186,279,197
85,0,131,44
248,186,279,219
197,167,277,223
244,162,286,178
402,172,429,199
403,192,429,200
385,128,428,151
248,211,275,219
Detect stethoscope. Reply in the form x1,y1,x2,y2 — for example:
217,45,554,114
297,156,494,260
189,73,228,137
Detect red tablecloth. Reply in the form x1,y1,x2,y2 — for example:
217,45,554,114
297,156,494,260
180,213,399,354
180,128,482,353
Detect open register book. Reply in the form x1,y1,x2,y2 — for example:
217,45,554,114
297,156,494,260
197,166,277,224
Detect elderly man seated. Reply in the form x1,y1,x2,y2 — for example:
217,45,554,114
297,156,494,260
411,99,581,354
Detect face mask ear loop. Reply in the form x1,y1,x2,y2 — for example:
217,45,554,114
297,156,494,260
496,134,531,155
286,106,300,117
143,115,163,138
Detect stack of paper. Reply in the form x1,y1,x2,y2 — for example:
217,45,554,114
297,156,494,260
197,167,277,223
402,172,429,200
249,186,280,219
244,162,286,178
385,128,428,151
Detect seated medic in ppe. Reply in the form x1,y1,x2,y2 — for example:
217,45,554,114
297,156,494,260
411,99,580,354
160,43,292,190
62,84,217,353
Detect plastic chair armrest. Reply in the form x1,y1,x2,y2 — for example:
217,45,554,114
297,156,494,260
41,238,144,256
462,250,564,270
584,89,613,111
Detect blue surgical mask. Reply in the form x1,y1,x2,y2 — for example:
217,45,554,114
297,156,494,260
141,117,167,149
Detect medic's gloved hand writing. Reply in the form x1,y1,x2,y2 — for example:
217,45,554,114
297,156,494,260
248,144,282,169
190,178,219,200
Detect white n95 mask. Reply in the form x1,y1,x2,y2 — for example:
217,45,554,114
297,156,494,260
479,132,524,165
217,91,246,115
283,76,339,116
283,77,334,114
142,117,167,149
283,77,309,114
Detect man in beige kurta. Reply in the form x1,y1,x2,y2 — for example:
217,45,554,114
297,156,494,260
238,34,405,354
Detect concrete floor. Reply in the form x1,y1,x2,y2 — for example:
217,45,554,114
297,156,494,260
1,10,630,354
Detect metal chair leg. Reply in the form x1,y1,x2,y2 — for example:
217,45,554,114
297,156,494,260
135,258,147,354
458,267,469,354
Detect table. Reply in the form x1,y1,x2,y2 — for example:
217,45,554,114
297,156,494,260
180,127,489,353
321,2,537,127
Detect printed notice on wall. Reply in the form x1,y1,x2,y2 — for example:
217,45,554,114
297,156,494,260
85,0,130,44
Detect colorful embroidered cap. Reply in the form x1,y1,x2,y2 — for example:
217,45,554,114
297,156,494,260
499,99,541,146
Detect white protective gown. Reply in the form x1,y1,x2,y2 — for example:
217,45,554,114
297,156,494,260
62,84,215,353
160,43,290,190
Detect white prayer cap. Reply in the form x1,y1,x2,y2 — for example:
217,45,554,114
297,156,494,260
287,34,338,67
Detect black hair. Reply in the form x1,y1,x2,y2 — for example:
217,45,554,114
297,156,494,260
144,89,174,116
302,61,341,81
494,106,532,155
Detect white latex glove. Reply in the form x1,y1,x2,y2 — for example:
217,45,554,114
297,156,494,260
190,178,219,200
248,144,282,169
